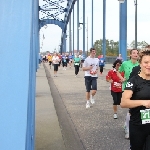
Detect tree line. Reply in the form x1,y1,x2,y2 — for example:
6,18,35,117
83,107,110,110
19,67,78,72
93,39,149,56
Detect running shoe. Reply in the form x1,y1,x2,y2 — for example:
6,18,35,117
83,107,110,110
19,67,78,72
125,132,129,139
113,113,117,119
86,103,90,109
90,98,95,104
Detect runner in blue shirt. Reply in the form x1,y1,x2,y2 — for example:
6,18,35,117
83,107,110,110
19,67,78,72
99,55,105,75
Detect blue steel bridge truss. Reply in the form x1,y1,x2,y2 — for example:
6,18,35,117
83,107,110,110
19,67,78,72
39,0,76,53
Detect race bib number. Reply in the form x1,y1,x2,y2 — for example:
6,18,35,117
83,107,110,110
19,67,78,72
101,60,104,63
113,82,121,88
140,109,150,124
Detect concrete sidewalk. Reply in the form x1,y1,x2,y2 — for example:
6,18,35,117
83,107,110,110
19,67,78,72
43,62,129,150
35,64,65,150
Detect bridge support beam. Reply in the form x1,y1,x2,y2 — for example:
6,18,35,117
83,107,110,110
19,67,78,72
83,0,85,56
119,0,127,61
103,0,106,58
73,6,75,55
91,0,94,47
0,0,39,149
77,0,79,53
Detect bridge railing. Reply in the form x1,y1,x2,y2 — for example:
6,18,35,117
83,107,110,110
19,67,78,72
105,56,130,64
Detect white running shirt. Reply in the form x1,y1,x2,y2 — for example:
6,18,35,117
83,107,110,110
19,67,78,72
52,56,59,64
83,57,99,77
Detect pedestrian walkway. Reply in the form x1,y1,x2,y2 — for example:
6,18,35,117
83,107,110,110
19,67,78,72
35,64,65,150
36,62,130,150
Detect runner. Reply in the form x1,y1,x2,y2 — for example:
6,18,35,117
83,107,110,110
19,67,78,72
47,53,52,69
58,53,62,67
121,49,150,150
38,53,42,65
99,55,105,75
80,54,85,68
82,48,99,109
68,54,73,68
52,53,60,77
62,54,67,70
129,65,140,79
106,59,123,119
74,54,81,77
116,54,123,62
117,49,139,139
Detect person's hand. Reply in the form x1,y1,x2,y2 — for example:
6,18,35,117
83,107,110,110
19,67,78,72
120,78,126,82
94,70,98,74
109,79,113,83
142,100,150,108
89,66,93,70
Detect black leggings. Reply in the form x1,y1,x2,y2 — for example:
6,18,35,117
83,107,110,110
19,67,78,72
129,122,150,150
111,91,122,105
74,65,79,75
100,66,104,73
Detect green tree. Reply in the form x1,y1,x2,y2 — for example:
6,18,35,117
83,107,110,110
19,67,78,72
93,39,103,56
93,39,119,56
129,40,148,49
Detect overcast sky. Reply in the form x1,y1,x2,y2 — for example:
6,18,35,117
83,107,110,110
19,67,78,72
39,0,150,52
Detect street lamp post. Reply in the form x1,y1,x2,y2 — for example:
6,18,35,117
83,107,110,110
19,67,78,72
134,0,137,49
91,0,93,47
39,28,45,51
78,17,89,57
87,17,89,56
103,0,106,58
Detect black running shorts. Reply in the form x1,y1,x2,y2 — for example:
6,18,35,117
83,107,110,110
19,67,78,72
84,76,97,92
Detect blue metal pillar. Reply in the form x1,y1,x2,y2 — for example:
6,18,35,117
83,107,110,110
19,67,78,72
73,6,75,55
69,14,72,53
91,0,94,47
77,0,79,53
103,0,106,58
119,0,127,61
0,0,39,150
83,0,86,55
63,34,66,53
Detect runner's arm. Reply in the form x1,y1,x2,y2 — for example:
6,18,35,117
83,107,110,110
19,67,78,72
121,90,150,108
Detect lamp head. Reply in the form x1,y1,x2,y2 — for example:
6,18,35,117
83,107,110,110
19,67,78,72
78,26,82,30
118,0,125,3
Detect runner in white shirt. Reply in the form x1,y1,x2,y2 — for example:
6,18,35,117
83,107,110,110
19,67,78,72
52,53,60,77
82,48,99,108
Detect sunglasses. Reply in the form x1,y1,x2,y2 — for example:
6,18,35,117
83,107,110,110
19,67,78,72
116,63,121,66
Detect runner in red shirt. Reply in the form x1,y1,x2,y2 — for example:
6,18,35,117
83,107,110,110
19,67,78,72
106,59,124,119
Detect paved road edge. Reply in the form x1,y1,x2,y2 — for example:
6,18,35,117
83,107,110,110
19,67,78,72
43,64,85,150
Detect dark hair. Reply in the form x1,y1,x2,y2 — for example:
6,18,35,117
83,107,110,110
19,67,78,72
130,49,138,54
129,49,139,59
112,59,122,68
139,49,150,63
90,48,96,52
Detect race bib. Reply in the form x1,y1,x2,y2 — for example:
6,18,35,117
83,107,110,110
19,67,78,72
101,60,104,63
75,63,79,65
140,109,150,124
113,82,121,88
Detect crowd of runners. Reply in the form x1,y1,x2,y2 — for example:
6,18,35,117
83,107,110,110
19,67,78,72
39,47,150,150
